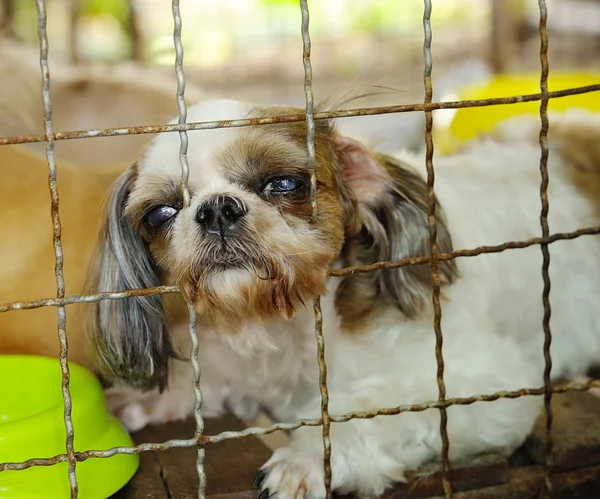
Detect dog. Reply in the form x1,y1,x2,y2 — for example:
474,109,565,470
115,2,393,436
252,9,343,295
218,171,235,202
1,98,599,498
82,99,600,498
0,36,211,167
0,143,126,369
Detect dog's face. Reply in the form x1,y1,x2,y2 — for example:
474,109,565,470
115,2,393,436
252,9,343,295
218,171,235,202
86,99,456,389
126,100,350,329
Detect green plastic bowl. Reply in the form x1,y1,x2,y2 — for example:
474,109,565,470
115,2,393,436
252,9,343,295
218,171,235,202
0,355,139,498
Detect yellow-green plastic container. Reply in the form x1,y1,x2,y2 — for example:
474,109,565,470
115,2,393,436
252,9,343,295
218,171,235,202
0,355,138,498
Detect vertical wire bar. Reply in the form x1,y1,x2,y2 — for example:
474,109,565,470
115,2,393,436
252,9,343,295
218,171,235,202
301,0,317,222
299,1,332,497
537,0,554,495
35,0,78,496
422,1,452,497
313,295,331,496
172,2,206,498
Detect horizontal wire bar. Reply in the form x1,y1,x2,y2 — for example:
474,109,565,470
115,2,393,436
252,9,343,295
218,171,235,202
1,226,598,315
0,85,598,146
0,286,180,312
2,378,599,472
329,225,600,277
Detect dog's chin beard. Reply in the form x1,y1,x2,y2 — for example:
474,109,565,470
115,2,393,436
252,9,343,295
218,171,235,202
177,249,330,333
201,255,275,280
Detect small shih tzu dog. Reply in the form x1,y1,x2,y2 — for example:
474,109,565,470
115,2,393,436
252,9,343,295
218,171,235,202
87,99,600,498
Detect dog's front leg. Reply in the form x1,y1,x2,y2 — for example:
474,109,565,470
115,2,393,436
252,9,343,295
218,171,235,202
253,394,437,499
104,358,240,432
253,357,543,499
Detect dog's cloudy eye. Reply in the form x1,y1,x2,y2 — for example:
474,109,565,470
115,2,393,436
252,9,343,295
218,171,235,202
145,205,178,228
263,177,299,194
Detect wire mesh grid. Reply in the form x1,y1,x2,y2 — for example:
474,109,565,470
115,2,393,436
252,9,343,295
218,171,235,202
1,0,600,498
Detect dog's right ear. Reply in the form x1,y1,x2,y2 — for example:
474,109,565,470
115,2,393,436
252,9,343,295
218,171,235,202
333,135,457,323
85,166,173,391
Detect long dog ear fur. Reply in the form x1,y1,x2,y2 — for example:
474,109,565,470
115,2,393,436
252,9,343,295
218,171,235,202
334,135,458,325
85,167,174,391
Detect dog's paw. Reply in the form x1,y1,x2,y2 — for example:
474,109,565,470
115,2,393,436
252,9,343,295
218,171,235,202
254,447,328,499
110,400,154,432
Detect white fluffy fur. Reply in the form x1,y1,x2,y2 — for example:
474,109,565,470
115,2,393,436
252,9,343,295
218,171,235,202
107,105,600,498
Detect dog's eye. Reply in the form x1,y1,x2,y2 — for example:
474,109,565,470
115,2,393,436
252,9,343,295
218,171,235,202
263,176,300,195
145,205,178,229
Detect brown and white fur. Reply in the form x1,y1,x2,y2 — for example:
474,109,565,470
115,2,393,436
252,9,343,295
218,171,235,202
0,36,210,167
0,144,126,369
3,99,600,498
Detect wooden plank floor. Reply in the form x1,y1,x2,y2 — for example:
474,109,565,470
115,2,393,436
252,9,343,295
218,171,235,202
112,412,272,499
112,389,600,498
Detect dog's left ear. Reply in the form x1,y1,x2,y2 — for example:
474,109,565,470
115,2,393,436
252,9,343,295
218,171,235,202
84,167,174,391
333,134,457,318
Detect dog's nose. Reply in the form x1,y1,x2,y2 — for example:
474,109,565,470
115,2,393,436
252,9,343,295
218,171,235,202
196,195,247,236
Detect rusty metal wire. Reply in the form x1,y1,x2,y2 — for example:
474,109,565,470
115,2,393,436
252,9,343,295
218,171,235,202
172,1,207,497
301,1,317,224
35,0,78,496
0,286,180,313
1,85,599,147
329,225,600,277
300,1,332,496
3,377,599,474
1,226,599,316
422,1,452,496
536,1,555,495
313,296,332,497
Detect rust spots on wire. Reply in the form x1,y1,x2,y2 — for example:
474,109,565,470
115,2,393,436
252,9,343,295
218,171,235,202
3,378,599,474
328,226,600,277
300,0,318,225
0,455,69,472
334,378,600,423
313,296,332,496
422,1,452,496
537,1,554,495
1,85,599,146
0,285,180,313
299,0,332,496
35,0,78,496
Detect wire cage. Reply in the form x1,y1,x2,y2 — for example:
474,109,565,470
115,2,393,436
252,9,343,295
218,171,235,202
1,0,600,498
